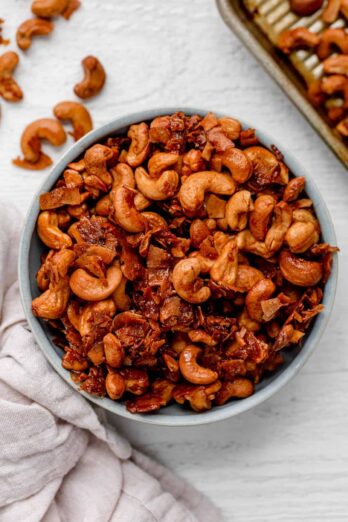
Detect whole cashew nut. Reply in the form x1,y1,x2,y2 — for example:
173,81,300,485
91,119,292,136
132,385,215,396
179,171,235,214
279,249,323,287
245,278,276,322
16,18,54,50
278,28,320,55
220,148,253,183
215,378,254,405
285,221,320,253
236,229,271,258
84,144,113,186
0,51,23,102
148,152,178,178
111,185,146,233
74,55,106,99
106,372,125,400
244,146,280,186
112,274,131,311
32,0,68,18
317,28,348,61
53,101,93,141
234,265,264,292
135,167,179,201
265,201,293,254
172,258,211,304
218,117,242,140
37,211,72,249
32,276,70,319
210,239,238,288
283,176,305,202
126,122,150,167
225,190,253,231
323,55,348,77
13,118,66,169
179,345,218,385
111,162,135,189
69,263,123,301
249,194,275,241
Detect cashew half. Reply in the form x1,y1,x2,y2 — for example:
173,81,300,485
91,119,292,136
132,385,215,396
179,345,218,385
126,122,150,167
210,239,238,288
278,28,320,54
13,118,66,169
69,263,123,301
54,101,93,141
74,55,106,99
244,146,279,186
0,51,23,102
179,171,235,214
84,144,113,186
226,190,253,231
111,162,135,189
37,211,72,249
172,258,211,304
111,186,146,233
249,194,275,241
279,249,323,287
148,152,178,178
265,201,293,254
32,0,69,18
285,221,319,253
32,276,70,319
220,148,252,183
103,333,124,368
234,265,264,292
16,18,54,50
246,278,276,322
135,167,179,201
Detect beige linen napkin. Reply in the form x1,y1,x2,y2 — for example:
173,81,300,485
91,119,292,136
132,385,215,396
0,203,222,522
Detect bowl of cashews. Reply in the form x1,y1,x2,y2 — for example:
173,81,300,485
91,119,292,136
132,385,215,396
18,108,338,426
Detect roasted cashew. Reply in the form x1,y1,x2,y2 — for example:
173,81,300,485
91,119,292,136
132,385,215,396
279,249,322,287
265,201,293,254
53,101,93,141
245,278,276,322
149,115,171,144
234,265,264,292
244,146,279,186
37,211,72,249
111,162,135,189
225,190,253,231
323,55,348,76
285,221,320,253
126,122,150,167
293,208,318,225
148,152,178,178
278,28,320,55
32,0,68,17
13,118,66,169
103,333,124,368
111,186,146,233
73,299,116,336
179,171,235,214
61,0,81,19
32,276,70,319
142,211,167,229
135,167,179,201
172,258,211,304
249,194,275,241
321,75,348,108
236,229,271,258
215,378,254,405
112,273,131,311
317,28,348,61
210,239,238,288
74,55,106,99
183,149,206,175
189,252,215,274
179,345,218,385
0,51,23,102
290,0,323,16
36,248,75,290
238,307,261,332
337,116,348,137
220,148,253,183
323,0,347,23
84,144,113,186
189,219,212,248
69,263,123,301
16,18,53,50
106,372,125,400
218,116,242,140
283,176,305,202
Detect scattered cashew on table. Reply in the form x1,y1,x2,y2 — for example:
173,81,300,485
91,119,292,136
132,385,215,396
31,111,338,414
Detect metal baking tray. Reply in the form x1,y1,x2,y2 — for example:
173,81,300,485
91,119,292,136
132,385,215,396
216,0,348,167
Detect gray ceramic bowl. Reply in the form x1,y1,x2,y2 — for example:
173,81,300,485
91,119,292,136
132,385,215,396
18,108,338,426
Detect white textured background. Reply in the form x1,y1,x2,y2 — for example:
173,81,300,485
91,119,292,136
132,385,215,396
1,1,348,521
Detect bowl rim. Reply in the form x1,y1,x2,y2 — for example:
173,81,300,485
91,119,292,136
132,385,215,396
18,107,338,426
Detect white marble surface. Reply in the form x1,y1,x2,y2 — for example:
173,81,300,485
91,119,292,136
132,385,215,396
1,1,348,520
